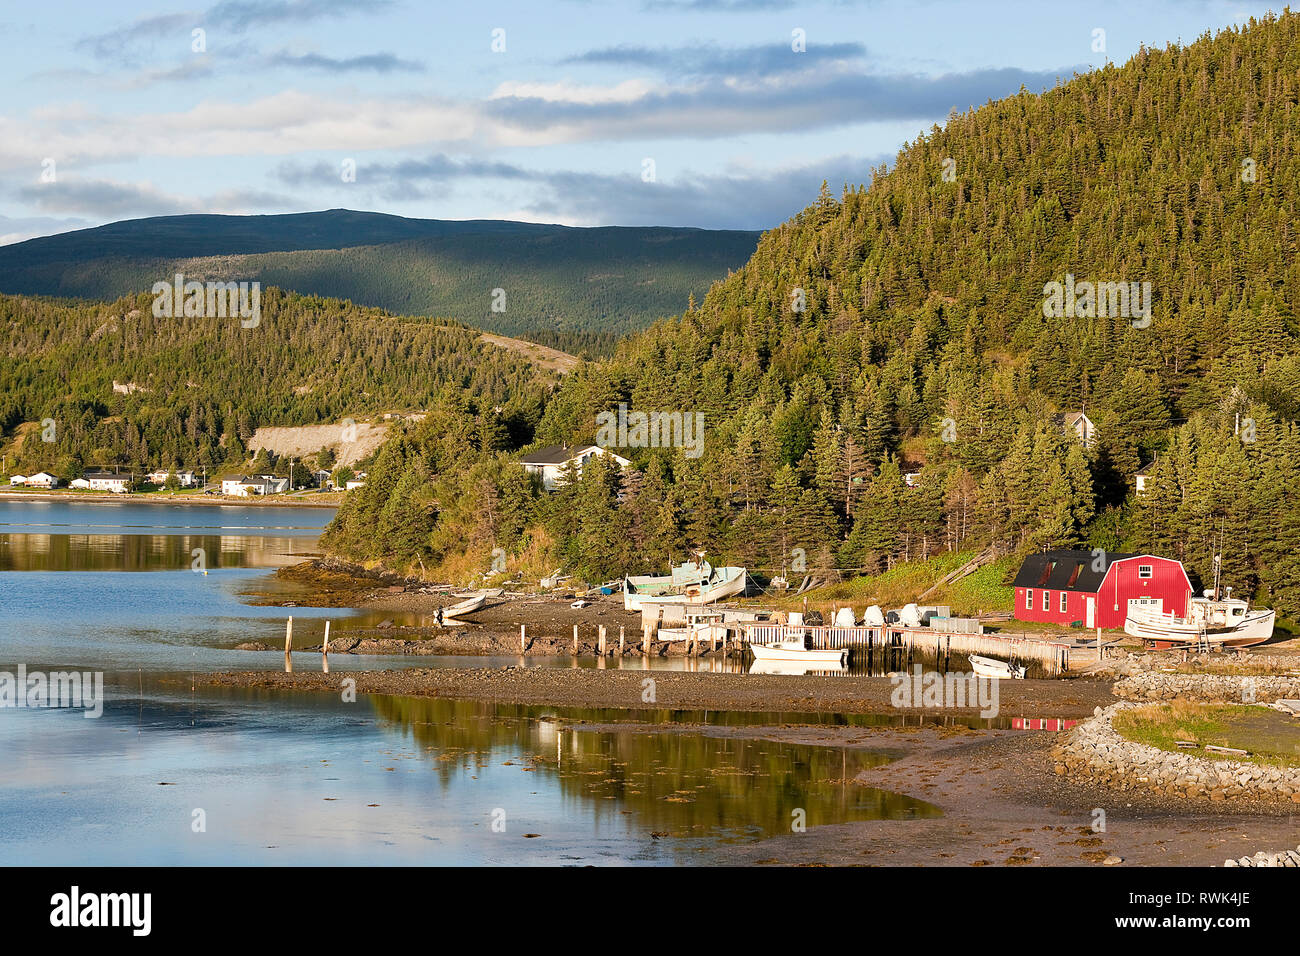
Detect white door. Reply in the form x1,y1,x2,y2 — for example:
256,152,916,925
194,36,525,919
1086,597,1095,628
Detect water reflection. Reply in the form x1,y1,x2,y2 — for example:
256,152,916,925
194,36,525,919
0,532,315,571
0,684,940,865
368,694,941,842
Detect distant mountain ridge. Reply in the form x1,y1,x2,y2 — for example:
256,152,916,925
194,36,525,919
0,209,761,353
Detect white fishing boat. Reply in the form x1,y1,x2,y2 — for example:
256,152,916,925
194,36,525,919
747,637,847,666
1123,567,1275,648
968,655,1026,679
623,553,747,611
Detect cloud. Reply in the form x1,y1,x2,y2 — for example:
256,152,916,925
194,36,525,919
0,213,93,246
265,50,425,73
483,65,1080,140
77,12,199,60
14,177,301,220
562,40,868,77
275,151,886,229
77,0,391,60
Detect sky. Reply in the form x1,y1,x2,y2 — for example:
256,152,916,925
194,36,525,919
0,0,1285,244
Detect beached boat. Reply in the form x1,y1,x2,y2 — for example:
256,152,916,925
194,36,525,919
968,655,1026,679
1123,594,1275,648
441,590,495,620
748,637,847,666
623,555,747,611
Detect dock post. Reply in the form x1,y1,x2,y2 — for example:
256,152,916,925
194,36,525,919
520,624,527,653
322,620,330,673
642,624,651,655
619,625,625,655
284,616,293,673
598,625,607,657
572,624,579,655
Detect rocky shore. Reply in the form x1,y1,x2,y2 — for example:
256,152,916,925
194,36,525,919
1115,670,1300,702
1224,845,1300,867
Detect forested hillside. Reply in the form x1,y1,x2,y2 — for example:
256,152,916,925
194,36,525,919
0,211,760,356
323,13,1300,617
0,290,548,478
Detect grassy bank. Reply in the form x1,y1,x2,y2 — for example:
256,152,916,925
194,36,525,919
750,551,1017,619
1113,701,1300,769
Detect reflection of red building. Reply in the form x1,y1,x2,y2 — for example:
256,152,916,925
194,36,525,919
1011,718,1078,731
1012,550,1192,630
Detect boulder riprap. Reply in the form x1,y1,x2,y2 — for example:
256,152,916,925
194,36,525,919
1053,702,1300,802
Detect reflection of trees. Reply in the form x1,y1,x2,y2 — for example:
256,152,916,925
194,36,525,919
367,695,940,839
0,533,304,571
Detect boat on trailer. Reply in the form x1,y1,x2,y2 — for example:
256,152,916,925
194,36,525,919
968,655,1026,680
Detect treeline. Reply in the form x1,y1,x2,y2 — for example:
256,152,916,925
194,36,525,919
322,13,1300,617
0,289,548,478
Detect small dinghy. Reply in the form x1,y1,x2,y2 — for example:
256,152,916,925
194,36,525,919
748,637,847,666
969,654,1026,680
441,590,497,621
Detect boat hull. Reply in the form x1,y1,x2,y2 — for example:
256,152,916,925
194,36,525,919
625,567,747,611
748,643,847,666
1124,608,1275,648
968,655,1025,679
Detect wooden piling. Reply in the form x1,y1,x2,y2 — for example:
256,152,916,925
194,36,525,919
642,624,651,655
322,620,330,673
572,624,579,655
598,625,607,657
521,624,527,653
284,616,293,673
619,625,625,655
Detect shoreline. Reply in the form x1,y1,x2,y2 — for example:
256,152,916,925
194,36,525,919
197,666,1114,717
194,667,1300,866
0,489,341,508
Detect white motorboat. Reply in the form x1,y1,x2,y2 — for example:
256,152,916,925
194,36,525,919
748,637,847,666
749,658,846,676
968,654,1026,679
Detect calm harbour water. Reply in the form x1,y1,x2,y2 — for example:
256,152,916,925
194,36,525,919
0,498,938,865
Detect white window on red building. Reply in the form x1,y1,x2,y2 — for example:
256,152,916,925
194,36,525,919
1138,564,1153,579
1026,589,1034,609
1059,592,1067,613
1042,590,1050,611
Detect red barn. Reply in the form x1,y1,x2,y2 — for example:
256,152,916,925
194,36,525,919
1012,550,1192,629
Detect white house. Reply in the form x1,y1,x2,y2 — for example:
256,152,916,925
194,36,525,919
1135,462,1155,495
344,479,366,491
519,444,632,491
69,477,91,489
84,472,132,493
1059,411,1097,448
26,472,60,489
146,470,198,487
8,474,28,486
221,475,286,496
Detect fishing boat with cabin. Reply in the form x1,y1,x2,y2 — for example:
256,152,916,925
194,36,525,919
623,552,747,611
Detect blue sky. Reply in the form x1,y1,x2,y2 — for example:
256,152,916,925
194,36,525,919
0,0,1284,243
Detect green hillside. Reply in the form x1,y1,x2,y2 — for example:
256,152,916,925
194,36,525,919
0,289,547,478
0,211,760,355
322,13,1300,616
